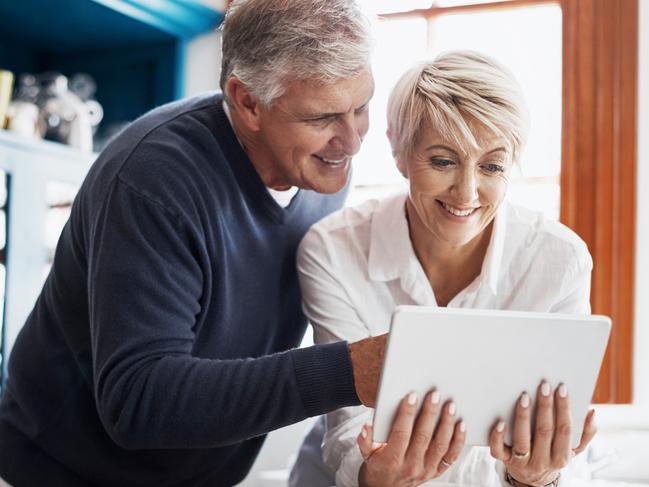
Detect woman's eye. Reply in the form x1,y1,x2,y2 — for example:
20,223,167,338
483,163,505,173
430,158,454,168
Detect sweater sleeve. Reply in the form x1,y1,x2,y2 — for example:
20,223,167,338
88,178,357,450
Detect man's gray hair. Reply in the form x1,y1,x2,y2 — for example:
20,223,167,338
220,0,373,106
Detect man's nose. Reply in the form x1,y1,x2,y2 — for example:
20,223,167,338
330,119,363,156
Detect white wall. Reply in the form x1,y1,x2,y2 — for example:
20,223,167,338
184,30,223,98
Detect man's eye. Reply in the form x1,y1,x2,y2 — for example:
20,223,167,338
431,158,454,167
355,104,368,115
483,163,505,173
307,117,334,126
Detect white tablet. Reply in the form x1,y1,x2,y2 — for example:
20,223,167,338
373,306,611,447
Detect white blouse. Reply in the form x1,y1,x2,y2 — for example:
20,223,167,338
295,191,593,487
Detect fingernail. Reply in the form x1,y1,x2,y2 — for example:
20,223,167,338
448,402,456,416
361,426,367,439
496,421,505,433
407,392,417,405
520,392,530,408
541,382,551,397
459,421,466,433
431,390,441,404
559,383,567,398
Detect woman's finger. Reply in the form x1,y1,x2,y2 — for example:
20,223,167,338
405,389,441,460
531,381,554,465
551,383,573,467
489,419,512,462
436,420,466,475
511,391,532,465
384,391,419,460
573,409,597,455
357,423,384,461
424,400,457,467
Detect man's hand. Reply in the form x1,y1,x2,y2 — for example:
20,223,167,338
348,333,388,407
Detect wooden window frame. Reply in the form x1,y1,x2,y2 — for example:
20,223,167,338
380,0,638,403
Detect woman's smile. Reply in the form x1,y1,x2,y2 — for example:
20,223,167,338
436,200,481,221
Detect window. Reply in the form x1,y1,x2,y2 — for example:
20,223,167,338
352,0,638,403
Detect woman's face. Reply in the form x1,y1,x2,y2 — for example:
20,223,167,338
401,121,513,249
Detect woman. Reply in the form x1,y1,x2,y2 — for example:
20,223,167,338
290,51,596,486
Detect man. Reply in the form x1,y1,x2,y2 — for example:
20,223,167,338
0,1,386,485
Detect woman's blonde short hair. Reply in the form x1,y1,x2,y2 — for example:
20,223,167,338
387,51,529,163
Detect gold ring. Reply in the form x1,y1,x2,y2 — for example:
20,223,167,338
512,449,530,460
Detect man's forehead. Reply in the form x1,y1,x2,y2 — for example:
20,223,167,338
280,70,374,114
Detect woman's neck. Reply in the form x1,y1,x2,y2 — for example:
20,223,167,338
406,199,492,306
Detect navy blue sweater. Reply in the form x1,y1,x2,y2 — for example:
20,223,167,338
0,94,359,486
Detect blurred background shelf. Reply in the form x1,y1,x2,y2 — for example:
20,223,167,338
0,0,224,142
0,0,225,386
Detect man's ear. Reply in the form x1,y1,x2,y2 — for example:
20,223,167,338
225,77,262,131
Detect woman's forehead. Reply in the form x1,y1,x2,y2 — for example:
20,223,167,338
417,119,511,156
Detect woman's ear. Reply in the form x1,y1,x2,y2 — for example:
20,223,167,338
225,77,262,131
395,156,409,179
386,126,408,179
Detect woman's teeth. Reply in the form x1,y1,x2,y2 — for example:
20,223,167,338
315,155,346,166
441,202,477,217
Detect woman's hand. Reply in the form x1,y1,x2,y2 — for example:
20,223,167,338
489,381,597,486
356,390,466,487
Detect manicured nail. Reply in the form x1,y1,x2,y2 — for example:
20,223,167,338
407,392,417,405
459,421,466,433
496,421,505,433
541,382,551,397
559,383,568,398
431,390,441,404
448,402,456,416
520,392,530,408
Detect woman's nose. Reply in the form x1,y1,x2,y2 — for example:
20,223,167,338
453,169,479,204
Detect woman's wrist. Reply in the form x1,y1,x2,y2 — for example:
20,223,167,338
505,470,560,487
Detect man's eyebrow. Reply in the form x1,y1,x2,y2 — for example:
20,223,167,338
300,96,372,120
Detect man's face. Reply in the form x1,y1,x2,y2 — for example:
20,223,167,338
254,69,374,194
